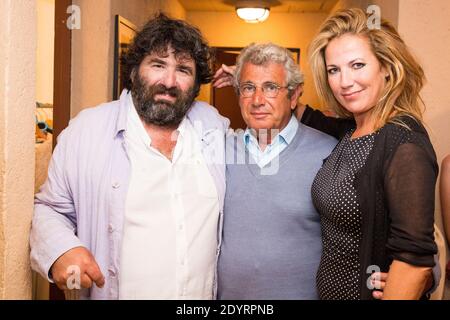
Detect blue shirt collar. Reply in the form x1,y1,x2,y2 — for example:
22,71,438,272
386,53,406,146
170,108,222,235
244,114,298,147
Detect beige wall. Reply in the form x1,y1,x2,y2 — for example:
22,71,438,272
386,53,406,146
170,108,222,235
397,0,450,166
330,0,369,15
330,0,364,12
398,0,450,258
71,0,112,117
36,0,55,104
111,0,186,30
397,0,450,299
71,0,186,117
187,11,328,109
147,0,186,20
371,0,399,28
0,0,36,299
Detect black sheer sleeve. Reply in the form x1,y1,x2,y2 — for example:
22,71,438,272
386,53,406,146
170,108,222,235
300,105,355,140
384,138,438,267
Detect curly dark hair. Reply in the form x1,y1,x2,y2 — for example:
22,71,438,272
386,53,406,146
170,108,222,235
120,12,212,97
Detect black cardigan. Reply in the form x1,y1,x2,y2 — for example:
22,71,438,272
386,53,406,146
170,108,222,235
301,105,438,300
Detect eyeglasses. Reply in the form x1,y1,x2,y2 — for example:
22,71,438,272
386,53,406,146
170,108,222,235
238,82,289,98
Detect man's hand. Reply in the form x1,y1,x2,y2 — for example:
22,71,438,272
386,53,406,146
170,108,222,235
50,246,105,290
212,64,236,88
371,272,388,300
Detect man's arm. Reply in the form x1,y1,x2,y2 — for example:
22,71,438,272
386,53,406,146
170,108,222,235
30,125,104,290
31,127,84,280
297,105,355,140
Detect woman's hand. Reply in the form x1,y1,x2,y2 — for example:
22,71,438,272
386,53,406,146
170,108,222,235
212,64,236,88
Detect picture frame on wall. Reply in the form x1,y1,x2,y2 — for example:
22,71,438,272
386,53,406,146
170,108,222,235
113,15,137,100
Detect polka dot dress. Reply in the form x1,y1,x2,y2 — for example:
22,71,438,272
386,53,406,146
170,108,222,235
312,130,377,300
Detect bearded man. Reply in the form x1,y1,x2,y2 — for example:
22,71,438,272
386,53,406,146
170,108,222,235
30,13,229,300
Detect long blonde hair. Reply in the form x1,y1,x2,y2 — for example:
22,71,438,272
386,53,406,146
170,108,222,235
308,8,425,129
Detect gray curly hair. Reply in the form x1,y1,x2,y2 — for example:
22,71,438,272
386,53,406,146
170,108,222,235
234,42,304,98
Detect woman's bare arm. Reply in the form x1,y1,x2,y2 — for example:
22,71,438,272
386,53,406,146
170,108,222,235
382,260,432,299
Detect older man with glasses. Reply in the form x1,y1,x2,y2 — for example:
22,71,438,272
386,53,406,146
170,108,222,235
215,43,338,299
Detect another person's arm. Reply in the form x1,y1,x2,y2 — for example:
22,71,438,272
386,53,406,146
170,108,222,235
212,64,235,89
382,139,438,299
296,104,355,140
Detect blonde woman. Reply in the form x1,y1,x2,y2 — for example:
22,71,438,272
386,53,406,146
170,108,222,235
292,8,437,300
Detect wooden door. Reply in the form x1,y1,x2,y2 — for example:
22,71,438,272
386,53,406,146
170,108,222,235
212,50,247,130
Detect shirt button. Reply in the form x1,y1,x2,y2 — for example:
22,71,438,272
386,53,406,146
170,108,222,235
112,182,120,189
108,268,116,277
108,224,114,233
179,224,183,230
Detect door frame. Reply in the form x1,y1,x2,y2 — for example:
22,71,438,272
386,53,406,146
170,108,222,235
49,0,72,300
52,0,72,149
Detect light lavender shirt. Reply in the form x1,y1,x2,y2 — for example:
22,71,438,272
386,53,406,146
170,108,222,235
30,90,229,299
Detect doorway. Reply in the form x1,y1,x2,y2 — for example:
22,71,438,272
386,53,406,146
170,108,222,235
34,0,72,300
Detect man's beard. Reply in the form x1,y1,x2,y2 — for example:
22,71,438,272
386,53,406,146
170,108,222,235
131,72,196,127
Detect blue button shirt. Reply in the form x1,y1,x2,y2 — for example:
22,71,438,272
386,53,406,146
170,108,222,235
244,115,299,168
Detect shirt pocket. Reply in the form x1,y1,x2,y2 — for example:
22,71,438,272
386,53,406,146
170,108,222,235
177,157,218,199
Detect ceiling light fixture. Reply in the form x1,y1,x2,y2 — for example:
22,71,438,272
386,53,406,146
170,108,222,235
235,0,270,23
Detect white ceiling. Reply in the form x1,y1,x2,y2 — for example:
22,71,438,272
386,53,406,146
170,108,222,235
178,0,338,13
